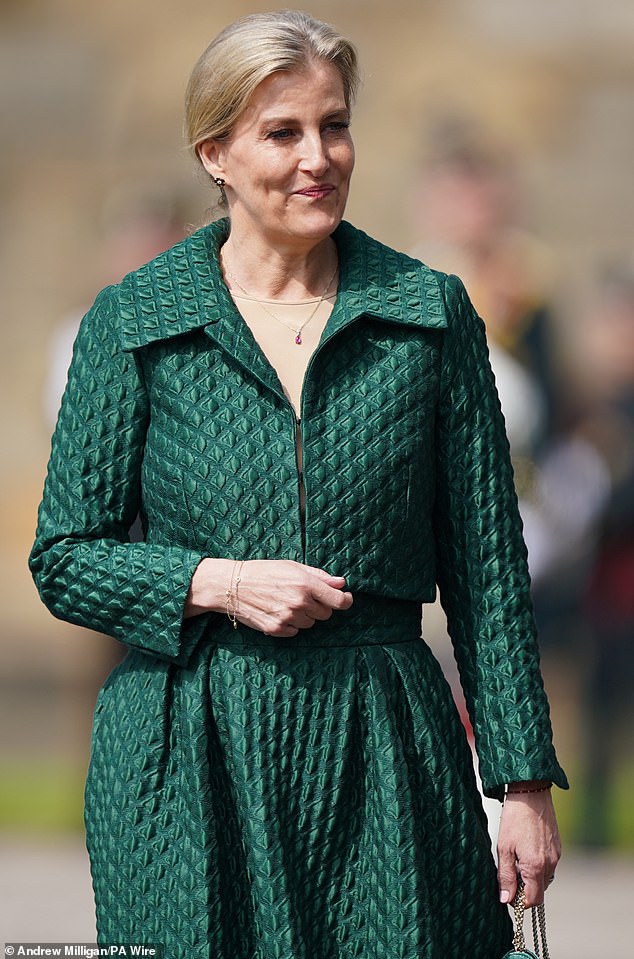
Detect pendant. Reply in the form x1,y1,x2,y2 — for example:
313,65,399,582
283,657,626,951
295,332,302,345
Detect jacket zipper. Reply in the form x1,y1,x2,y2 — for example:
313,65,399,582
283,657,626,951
293,326,349,566
290,319,358,565
292,413,306,562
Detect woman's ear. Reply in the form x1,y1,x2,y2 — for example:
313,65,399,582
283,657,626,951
197,140,226,181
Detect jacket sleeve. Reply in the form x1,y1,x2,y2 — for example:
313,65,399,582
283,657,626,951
432,273,568,799
29,285,210,666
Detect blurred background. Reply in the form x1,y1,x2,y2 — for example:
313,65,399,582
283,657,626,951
1,0,633,953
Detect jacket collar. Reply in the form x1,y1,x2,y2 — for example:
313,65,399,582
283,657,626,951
119,217,447,355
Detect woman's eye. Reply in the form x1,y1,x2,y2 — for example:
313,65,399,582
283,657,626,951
324,121,351,134
267,128,294,140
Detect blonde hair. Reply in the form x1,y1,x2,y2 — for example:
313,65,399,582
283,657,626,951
184,10,359,164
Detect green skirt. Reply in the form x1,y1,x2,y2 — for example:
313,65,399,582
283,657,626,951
85,595,512,958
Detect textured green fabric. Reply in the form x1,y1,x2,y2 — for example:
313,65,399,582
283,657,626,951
30,218,567,958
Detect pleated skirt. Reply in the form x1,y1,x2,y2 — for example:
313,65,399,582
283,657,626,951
85,595,512,958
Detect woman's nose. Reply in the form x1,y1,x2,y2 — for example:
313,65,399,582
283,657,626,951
298,133,329,175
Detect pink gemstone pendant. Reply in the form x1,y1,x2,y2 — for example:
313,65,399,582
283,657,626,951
295,332,302,345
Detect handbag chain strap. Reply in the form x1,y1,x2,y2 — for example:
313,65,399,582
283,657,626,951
512,881,550,959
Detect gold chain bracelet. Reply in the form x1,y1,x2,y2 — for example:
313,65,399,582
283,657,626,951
226,560,244,630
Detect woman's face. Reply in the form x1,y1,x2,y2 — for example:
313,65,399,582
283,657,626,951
199,59,355,252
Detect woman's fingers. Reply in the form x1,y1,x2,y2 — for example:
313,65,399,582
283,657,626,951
302,564,347,585
497,791,561,908
301,566,354,608
516,864,545,909
309,577,353,611
497,845,518,906
233,559,353,634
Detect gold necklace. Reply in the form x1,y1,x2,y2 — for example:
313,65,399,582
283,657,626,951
224,260,338,345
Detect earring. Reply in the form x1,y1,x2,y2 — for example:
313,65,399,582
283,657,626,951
213,177,227,207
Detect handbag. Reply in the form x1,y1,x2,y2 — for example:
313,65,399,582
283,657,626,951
502,881,551,959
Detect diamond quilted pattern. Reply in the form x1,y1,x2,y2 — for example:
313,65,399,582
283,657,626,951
86,601,513,957
30,219,567,957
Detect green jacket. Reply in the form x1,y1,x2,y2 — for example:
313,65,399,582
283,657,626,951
29,217,567,797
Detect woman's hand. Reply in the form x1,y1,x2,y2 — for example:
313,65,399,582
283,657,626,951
497,785,561,908
185,557,353,635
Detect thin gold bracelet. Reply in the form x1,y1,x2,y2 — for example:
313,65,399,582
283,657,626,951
233,561,244,628
506,782,553,796
226,561,238,629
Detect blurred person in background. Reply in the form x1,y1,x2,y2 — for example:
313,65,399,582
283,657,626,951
513,262,634,846
542,260,634,846
410,117,557,464
29,11,567,957
568,265,634,846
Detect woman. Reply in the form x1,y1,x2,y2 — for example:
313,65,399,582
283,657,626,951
29,11,567,958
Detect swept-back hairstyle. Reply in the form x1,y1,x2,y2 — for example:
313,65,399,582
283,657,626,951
185,9,359,165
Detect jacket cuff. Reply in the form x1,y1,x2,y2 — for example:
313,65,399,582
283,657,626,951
479,755,569,801
111,547,210,665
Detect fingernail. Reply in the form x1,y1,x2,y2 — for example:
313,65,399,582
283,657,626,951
499,890,510,904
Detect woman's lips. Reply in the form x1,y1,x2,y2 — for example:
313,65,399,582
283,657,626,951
295,185,335,198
